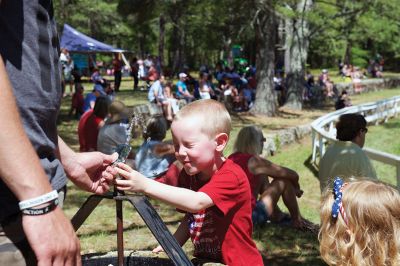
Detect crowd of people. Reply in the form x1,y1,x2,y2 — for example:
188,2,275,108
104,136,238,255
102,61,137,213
1,2,398,265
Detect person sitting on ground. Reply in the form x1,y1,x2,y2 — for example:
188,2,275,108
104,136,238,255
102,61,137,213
175,72,194,103
69,83,84,119
135,115,176,178
229,126,310,230
91,67,106,86
319,69,334,97
164,81,180,115
318,113,377,192
335,90,352,110
198,72,212,99
78,96,109,152
105,99,263,265
83,84,107,112
351,66,363,94
319,177,400,266
148,75,173,122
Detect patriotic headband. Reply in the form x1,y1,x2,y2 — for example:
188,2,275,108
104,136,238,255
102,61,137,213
331,177,348,225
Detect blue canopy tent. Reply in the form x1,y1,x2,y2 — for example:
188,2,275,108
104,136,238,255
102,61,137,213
60,24,124,53
60,24,130,76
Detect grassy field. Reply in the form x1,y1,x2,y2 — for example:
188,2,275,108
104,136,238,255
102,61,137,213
59,80,400,265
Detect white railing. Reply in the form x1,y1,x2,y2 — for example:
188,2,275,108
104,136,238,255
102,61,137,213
311,95,400,189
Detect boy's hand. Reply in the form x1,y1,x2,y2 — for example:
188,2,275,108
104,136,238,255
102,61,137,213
152,245,164,253
105,163,148,193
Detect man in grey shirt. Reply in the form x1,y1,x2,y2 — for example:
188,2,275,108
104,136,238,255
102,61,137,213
0,1,117,265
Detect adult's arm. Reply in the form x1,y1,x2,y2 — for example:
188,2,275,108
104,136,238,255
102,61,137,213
248,155,299,183
0,56,81,265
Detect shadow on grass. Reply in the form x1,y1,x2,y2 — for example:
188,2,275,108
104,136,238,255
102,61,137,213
76,219,182,239
254,224,325,266
382,120,400,129
304,154,320,182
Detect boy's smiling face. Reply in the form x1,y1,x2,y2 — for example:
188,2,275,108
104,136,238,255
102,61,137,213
171,116,217,177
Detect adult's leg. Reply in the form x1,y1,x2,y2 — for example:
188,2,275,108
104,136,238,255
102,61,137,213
260,179,302,226
162,101,173,122
133,75,139,90
114,71,122,92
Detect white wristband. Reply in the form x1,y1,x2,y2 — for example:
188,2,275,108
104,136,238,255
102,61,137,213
19,190,59,210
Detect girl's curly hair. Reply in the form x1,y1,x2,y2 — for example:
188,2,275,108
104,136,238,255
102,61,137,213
319,179,400,266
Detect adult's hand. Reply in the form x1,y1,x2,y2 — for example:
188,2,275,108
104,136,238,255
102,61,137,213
58,136,118,194
63,151,118,194
22,207,81,266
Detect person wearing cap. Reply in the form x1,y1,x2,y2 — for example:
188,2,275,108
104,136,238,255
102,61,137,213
175,72,194,103
97,101,131,155
83,84,107,112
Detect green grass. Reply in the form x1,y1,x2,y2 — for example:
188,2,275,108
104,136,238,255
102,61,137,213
59,79,400,264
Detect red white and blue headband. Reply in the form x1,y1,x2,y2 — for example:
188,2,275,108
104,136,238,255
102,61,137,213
332,177,348,225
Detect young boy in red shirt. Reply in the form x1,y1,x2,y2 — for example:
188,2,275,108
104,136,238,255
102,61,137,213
105,99,263,265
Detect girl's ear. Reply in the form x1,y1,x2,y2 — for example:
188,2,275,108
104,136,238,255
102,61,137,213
214,133,229,152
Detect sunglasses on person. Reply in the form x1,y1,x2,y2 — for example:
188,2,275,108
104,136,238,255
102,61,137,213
361,128,368,133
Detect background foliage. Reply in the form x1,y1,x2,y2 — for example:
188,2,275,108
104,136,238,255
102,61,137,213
54,0,400,71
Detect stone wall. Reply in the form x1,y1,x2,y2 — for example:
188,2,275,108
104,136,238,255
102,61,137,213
336,77,400,95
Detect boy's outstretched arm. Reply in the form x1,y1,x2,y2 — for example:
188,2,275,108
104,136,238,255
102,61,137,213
105,163,214,213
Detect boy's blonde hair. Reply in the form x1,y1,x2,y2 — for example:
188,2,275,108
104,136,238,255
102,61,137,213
233,126,263,155
174,99,231,138
319,179,400,265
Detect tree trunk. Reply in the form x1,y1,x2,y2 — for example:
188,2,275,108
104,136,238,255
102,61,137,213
158,14,165,74
283,0,313,110
251,1,277,116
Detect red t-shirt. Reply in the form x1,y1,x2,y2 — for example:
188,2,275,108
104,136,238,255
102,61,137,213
78,110,103,152
178,159,263,266
228,152,263,211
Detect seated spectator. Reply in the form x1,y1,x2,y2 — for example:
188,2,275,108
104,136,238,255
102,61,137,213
319,113,377,192
83,85,107,112
91,67,106,85
229,126,312,230
69,83,84,119
148,75,173,122
164,81,180,115
351,66,363,94
198,72,212,99
274,72,286,106
97,100,130,155
242,83,254,110
175,73,194,103
319,69,334,97
78,96,109,152
135,115,175,178
221,76,237,111
335,90,352,110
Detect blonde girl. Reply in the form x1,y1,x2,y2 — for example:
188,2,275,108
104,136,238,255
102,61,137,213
319,177,400,265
